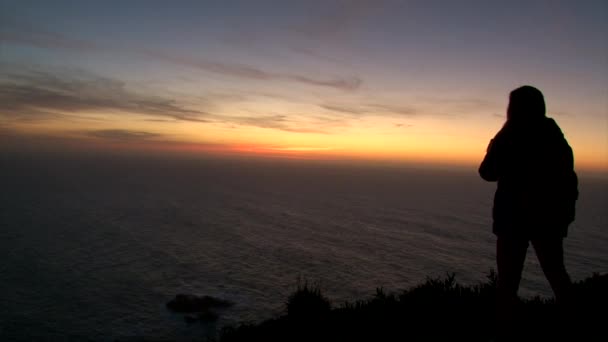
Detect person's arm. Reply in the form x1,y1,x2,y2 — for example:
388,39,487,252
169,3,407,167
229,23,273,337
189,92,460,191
559,139,578,202
479,138,500,181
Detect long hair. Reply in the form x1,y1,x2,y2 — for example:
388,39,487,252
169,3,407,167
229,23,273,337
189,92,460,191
507,85,546,122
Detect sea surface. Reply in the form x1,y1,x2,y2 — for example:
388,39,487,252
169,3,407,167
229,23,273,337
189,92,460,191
1,155,606,341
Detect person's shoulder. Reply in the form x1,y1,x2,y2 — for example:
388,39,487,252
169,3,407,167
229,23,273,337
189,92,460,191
542,117,565,137
544,116,559,126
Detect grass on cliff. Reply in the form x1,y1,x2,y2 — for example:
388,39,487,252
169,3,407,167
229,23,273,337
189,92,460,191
219,271,607,342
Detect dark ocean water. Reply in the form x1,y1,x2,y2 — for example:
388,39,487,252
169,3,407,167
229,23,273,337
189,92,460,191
1,155,606,341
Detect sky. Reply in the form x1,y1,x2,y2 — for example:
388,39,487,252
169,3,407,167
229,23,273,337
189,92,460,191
1,0,607,170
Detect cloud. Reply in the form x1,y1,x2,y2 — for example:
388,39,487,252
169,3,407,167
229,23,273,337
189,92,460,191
288,75,361,91
290,47,347,65
0,127,242,157
292,0,382,39
226,114,328,134
267,146,338,152
0,65,335,133
147,52,272,80
0,62,363,134
0,27,98,51
418,96,496,114
146,51,362,91
87,129,162,140
320,102,417,117
367,103,417,116
320,104,367,115
2,25,363,92
0,67,209,122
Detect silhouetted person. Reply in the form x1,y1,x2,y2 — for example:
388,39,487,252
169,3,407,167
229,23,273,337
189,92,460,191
479,86,578,337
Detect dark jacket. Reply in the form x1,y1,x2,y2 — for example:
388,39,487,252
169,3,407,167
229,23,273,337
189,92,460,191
479,117,578,238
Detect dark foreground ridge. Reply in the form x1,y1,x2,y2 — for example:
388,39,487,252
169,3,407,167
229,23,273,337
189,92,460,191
218,272,607,342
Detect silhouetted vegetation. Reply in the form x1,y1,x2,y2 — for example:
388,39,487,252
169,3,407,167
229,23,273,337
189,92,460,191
286,281,332,320
218,271,607,342
166,294,234,324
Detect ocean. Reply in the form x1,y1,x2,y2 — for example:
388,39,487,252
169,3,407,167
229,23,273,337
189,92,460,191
1,154,606,341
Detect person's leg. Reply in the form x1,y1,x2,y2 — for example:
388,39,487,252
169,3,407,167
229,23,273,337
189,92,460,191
495,235,529,339
531,236,574,338
497,235,529,304
531,237,572,305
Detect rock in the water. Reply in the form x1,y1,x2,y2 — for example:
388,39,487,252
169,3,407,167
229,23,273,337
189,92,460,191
182,310,219,323
184,315,198,324
199,310,219,322
167,294,234,313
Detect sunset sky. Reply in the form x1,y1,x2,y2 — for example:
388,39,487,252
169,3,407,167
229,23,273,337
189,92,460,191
1,1,607,170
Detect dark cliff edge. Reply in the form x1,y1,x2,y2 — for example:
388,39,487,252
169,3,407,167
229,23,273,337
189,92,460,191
217,271,607,342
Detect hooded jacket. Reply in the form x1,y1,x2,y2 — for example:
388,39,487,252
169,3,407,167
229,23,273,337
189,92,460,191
479,117,578,238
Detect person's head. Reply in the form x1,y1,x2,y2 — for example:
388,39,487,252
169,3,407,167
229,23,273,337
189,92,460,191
507,85,546,121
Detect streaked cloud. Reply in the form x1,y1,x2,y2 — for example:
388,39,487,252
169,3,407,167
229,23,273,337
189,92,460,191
87,129,162,140
0,67,209,122
320,103,417,117
320,104,367,115
288,75,361,91
320,97,496,119
367,104,417,116
291,0,382,39
267,146,338,152
147,51,362,91
1,25,362,92
417,96,497,114
0,128,250,157
0,66,333,133
147,51,272,80
0,27,98,51
225,114,328,134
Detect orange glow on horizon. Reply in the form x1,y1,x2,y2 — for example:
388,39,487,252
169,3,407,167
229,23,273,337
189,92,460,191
2,121,606,172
